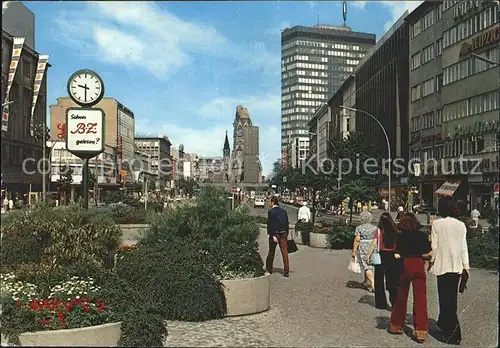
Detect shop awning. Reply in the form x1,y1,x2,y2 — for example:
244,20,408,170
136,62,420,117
434,181,462,196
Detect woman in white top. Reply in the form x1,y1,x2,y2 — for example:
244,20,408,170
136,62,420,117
429,198,470,345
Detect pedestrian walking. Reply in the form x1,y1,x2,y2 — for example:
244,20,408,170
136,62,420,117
351,211,377,291
366,212,401,310
297,202,311,223
470,207,480,228
389,213,432,343
429,198,470,345
395,206,404,223
266,196,290,277
8,198,14,210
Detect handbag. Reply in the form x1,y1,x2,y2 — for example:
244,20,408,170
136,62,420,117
370,229,382,265
348,256,361,273
459,269,469,293
287,230,298,254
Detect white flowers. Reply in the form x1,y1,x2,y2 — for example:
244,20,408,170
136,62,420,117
0,273,100,302
48,277,100,299
0,273,38,301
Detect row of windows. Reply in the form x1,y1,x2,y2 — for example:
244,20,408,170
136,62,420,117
411,39,443,70
443,46,500,85
283,70,329,78
282,40,361,51
443,90,499,122
282,47,366,59
297,77,328,85
411,109,444,132
412,138,499,162
445,137,499,157
443,5,498,49
281,129,309,137
282,115,310,123
282,107,317,115
282,62,328,70
282,122,309,130
411,3,443,38
283,99,325,108
282,85,328,94
282,92,325,101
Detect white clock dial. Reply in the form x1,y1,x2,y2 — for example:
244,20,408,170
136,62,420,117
68,72,103,105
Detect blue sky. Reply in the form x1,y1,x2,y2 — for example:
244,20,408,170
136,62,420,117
22,0,421,175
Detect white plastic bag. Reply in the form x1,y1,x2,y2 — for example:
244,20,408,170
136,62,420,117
348,257,361,274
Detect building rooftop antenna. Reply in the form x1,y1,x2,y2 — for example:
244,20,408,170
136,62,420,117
342,1,347,26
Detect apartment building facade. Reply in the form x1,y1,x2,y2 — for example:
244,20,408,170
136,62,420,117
134,136,172,189
1,25,48,194
355,12,410,177
440,0,499,210
281,24,375,167
407,1,446,206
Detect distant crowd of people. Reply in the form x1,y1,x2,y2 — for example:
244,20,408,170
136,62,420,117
351,198,469,344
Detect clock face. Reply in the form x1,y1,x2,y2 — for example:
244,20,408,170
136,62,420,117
67,70,104,106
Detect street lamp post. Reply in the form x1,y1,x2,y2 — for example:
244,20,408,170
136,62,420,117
339,105,392,212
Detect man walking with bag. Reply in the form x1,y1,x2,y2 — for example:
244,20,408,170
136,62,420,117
266,196,290,277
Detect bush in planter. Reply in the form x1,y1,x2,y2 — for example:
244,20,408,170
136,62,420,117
108,203,150,224
325,220,356,250
116,236,227,321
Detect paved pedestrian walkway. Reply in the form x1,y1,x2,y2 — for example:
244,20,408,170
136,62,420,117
164,227,498,347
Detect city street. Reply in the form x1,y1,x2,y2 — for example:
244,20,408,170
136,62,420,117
165,223,499,347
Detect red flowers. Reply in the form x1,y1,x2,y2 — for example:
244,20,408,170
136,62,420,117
16,297,109,330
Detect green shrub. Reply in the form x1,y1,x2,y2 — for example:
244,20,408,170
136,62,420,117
326,220,356,250
116,238,227,321
98,274,168,347
1,205,122,269
468,225,499,270
108,204,149,224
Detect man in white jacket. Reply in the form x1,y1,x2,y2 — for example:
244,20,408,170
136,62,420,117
297,202,311,223
429,198,470,345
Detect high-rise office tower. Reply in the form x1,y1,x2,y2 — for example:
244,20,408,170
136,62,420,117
281,23,376,166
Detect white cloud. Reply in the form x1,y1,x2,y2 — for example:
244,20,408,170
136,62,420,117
53,1,278,79
380,1,423,31
350,1,367,10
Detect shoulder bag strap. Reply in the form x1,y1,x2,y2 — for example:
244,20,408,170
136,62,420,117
376,228,381,252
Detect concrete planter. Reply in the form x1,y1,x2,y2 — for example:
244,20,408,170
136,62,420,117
221,273,270,316
119,224,150,244
9,322,122,346
309,232,329,249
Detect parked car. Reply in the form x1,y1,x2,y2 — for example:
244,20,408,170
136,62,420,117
254,197,266,208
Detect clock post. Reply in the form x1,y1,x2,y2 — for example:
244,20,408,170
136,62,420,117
66,69,106,209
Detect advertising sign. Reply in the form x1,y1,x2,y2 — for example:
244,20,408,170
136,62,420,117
65,107,105,157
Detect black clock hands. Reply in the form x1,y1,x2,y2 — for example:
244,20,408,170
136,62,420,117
78,84,90,101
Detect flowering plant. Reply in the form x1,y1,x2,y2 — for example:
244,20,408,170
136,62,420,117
13,297,111,331
0,273,39,302
48,277,100,300
118,244,137,252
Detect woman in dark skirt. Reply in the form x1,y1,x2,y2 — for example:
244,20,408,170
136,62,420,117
366,212,402,310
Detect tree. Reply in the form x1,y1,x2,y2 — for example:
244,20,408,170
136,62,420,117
178,177,197,196
57,165,73,204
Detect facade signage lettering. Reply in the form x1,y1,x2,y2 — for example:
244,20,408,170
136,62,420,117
449,120,499,139
459,26,500,56
65,108,105,156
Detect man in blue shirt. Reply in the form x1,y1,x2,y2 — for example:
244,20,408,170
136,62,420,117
266,196,290,277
